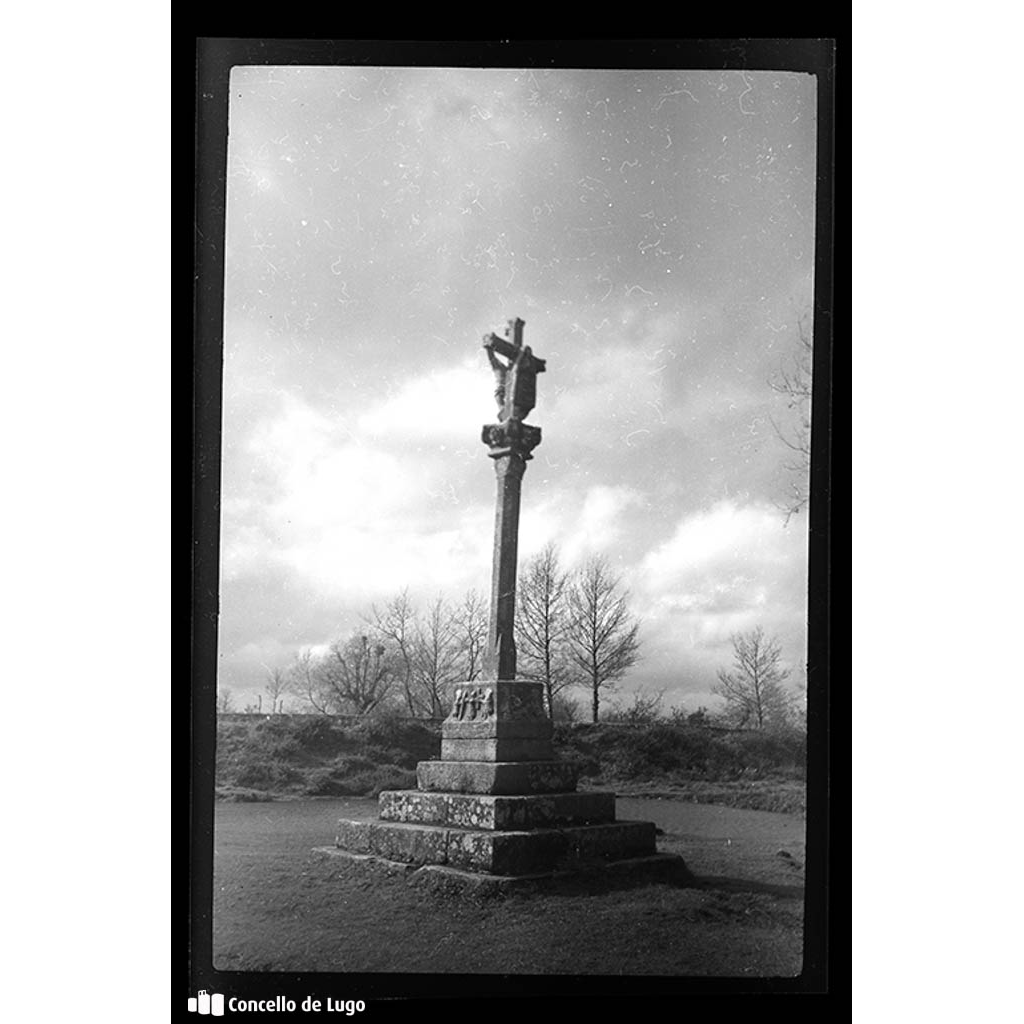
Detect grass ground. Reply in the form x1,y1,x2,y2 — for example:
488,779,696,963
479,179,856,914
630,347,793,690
212,797,806,976
599,777,807,815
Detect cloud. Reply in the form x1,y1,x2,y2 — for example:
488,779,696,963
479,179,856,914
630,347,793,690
560,485,646,564
632,499,808,689
356,358,496,443
513,480,648,567
546,341,666,447
220,391,495,603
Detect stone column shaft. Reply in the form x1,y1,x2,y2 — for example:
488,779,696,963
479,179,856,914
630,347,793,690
483,452,526,680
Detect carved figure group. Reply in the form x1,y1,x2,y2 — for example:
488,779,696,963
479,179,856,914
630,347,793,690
451,686,495,722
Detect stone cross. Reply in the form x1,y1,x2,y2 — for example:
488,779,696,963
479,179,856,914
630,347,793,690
330,316,680,886
480,318,546,681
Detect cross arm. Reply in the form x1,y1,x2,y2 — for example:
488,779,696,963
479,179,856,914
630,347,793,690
483,333,520,361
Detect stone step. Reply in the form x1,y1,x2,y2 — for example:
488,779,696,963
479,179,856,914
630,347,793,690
440,736,554,762
335,817,657,876
416,759,578,795
379,790,615,830
313,847,692,895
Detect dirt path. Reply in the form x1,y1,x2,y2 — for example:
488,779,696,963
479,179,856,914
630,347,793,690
211,797,806,977
617,796,805,843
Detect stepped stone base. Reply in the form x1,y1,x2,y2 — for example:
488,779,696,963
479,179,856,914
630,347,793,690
416,760,578,795
379,790,614,830
335,818,657,875
326,679,687,886
440,736,554,762
313,847,691,895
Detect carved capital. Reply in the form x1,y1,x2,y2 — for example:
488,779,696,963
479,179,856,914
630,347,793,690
481,419,542,460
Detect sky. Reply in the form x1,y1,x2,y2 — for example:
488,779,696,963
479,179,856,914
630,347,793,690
217,65,818,713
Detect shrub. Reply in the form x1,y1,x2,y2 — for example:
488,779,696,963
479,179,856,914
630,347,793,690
303,770,341,796
551,694,580,723
363,743,418,769
557,748,603,779
352,715,439,762
554,723,623,753
668,705,713,728
722,729,806,777
239,719,304,761
302,753,418,798
552,722,805,782
233,758,303,789
216,787,275,803
331,753,378,774
602,691,666,727
614,726,677,774
288,716,354,755
307,764,416,798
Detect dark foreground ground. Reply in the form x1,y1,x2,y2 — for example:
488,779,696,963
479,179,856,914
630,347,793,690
212,796,805,977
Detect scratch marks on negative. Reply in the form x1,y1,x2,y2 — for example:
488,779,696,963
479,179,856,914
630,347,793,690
356,105,397,132
654,89,698,112
738,72,755,116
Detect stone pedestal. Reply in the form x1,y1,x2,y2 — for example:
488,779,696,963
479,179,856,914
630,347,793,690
330,680,688,886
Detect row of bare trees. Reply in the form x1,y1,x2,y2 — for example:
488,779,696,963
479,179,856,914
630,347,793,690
281,589,486,719
248,548,641,723
228,562,802,731
516,546,640,723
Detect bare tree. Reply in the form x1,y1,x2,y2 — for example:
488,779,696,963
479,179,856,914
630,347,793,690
217,688,235,713
292,634,398,715
566,556,642,723
263,666,291,714
368,590,419,715
311,633,398,715
713,627,795,730
290,647,327,713
769,313,813,523
453,588,488,683
517,543,575,718
411,596,461,718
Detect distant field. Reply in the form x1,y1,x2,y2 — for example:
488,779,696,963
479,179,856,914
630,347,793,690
212,796,806,977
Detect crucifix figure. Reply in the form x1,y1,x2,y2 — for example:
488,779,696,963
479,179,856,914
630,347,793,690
479,318,545,682
483,318,547,423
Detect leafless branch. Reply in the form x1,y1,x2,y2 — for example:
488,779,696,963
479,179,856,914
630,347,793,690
566,555,642,722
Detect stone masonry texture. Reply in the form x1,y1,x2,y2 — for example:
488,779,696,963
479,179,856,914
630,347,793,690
415,760,579,795
378,790,616,830
335,817,657,875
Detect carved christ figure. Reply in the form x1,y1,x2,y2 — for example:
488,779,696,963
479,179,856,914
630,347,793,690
483,318,546,422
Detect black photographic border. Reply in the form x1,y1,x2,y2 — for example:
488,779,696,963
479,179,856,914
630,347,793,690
189,35,841,1006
